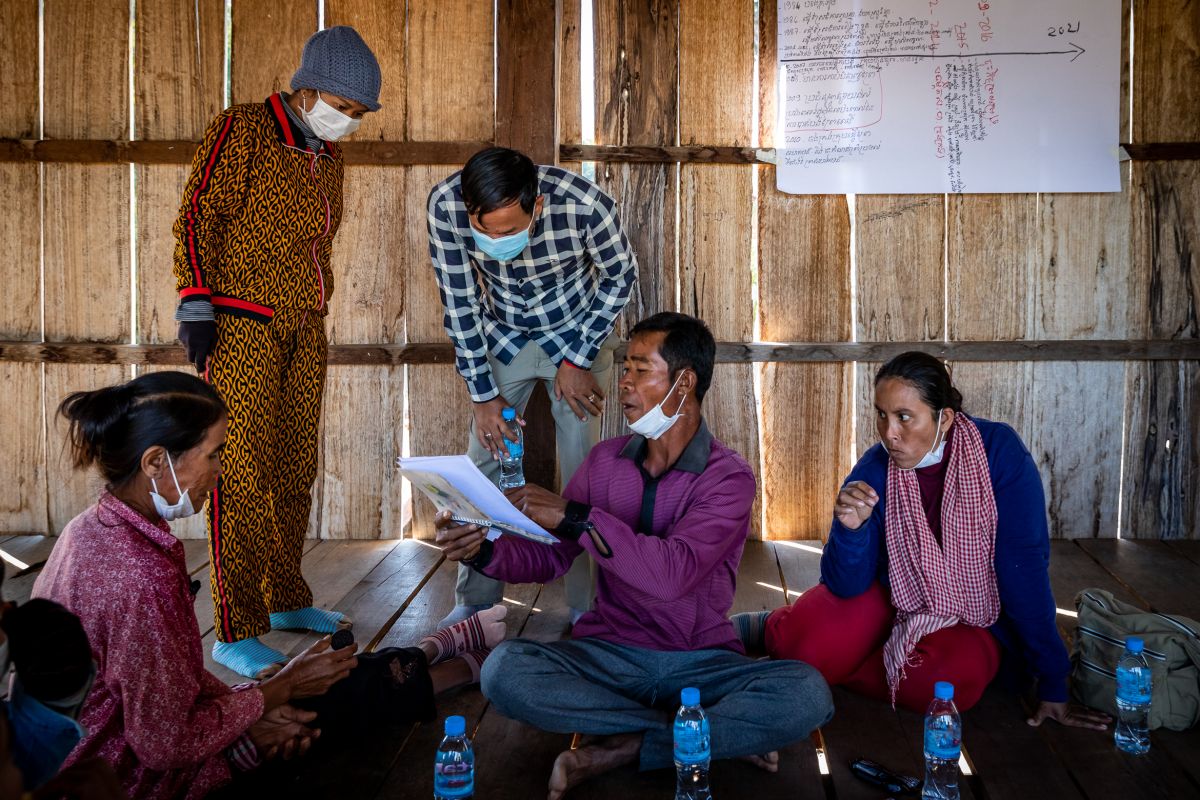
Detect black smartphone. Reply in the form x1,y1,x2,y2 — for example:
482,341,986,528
849,758,921,795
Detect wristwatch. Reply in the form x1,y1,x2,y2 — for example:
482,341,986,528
462,539,495,570
554,501,595,540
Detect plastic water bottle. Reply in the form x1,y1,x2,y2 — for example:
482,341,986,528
1114,636,1152,755
497,407,525,490
673,687,712,800
434,715,474,799
922,681,961,799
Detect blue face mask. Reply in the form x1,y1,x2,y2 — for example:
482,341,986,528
471,213,535,261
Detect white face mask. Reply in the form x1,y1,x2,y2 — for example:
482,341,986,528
300,91,361,141
150,453,199,521
904,409,949,471
628,373,688,440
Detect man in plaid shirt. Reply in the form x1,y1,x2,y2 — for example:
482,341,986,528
427,147,637,627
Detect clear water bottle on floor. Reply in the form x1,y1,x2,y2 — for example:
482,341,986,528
1114,636,1152,755
434,715,474,799
922,681,961,800
498,407,525,490
674,687,712,800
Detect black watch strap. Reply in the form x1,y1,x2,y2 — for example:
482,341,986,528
462,538,495,571
554,501,594,541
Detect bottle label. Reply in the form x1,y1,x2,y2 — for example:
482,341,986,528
504,440,523,458
923,727,960,761
1116,666,1152,704
673,721,710,765
434,762,474,798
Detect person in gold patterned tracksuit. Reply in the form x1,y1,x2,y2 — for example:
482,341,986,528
172,26,381,678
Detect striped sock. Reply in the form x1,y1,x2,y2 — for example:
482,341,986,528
461,649,492,684
421,605,508,664
269,606,351,634
730,610,772,650
212,637,287,679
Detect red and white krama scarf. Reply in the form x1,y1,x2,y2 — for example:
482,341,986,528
882,412,1000,702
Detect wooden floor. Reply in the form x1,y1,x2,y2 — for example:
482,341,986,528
4,534,1200,799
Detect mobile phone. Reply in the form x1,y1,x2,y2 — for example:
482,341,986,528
849,758,921,795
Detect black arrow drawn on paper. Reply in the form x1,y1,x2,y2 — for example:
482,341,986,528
781,42,1086,64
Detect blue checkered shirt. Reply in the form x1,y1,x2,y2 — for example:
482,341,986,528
427,166,637,402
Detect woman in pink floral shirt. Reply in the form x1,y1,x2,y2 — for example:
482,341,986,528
35,371,362,799
35,371,504,799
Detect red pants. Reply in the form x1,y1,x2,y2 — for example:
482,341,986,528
764,582,1000,712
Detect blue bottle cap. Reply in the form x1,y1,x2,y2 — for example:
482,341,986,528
502,407,517,421
934,681,954,700
444,715,466,736
681,687,700,706
1126,636,1144,654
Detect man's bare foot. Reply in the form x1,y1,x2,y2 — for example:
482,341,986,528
548,733,642,800
738,751,780,773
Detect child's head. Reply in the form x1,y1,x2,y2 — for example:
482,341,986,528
1,599,94,711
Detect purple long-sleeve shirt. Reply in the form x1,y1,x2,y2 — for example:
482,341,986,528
479,420,756,653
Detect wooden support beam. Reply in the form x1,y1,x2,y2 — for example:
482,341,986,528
3,340,1195,367
718,339,1200,362
562,144,762,163
0,138,492,165
9,140,1199,166
1121,142,1200,161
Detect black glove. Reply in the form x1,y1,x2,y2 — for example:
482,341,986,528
177,320,217,372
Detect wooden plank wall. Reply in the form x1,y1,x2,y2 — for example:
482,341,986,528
42,0,130,533
133,0,226,541
1124,0,1200,541
401,0,494,537
757,0,853,541
0,0,46,535
578,1,1196,542
0,1,1196,542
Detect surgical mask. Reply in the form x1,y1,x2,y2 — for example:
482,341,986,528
300,91,361,141
628,374,687,440
471,214,534,261
906,409,949,470
150,453,198,521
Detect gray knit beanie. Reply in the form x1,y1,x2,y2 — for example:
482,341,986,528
291,26,382,111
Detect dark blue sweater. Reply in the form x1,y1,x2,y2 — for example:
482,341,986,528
821,416,1071,702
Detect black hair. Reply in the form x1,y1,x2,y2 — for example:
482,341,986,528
57,370,227,489
874,351,964,416
460,147,539,218
0,599,92,703
629,312,717,401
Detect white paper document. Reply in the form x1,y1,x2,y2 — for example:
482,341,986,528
776,0,1121,194
397,455,559,546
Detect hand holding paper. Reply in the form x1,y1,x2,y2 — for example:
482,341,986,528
396,454,558,545
433,512,489,562
503,484,568,532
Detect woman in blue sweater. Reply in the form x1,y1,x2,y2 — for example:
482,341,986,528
750,352,1109,727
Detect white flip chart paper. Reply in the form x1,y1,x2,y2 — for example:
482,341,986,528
776,0,1121,194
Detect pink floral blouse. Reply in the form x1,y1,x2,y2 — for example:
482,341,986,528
34,492,263,799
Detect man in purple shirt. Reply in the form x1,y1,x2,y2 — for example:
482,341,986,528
435,312,832,799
